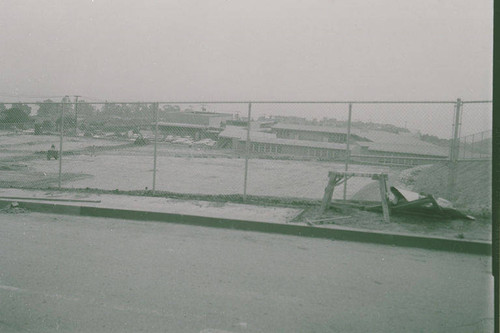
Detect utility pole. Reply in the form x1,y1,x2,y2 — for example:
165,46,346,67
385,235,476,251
74,95,80,136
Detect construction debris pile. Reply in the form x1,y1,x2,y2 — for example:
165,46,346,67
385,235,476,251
367,186,475,221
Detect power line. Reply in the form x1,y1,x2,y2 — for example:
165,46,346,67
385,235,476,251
0,93,67,100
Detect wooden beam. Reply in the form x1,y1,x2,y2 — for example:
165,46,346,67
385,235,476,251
328,171,388,179
378,175,391,223
321,174,338,212
305,216,352,225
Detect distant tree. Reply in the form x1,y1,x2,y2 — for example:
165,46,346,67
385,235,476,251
41,119,55,131
37,99,60,118
131,103,154,119
1,107,31,123
162,104,180,113
101,103,122,117
55,115,76,131
75,100,95,118
11,103,32,116
61,96,74,115
0,103,6,113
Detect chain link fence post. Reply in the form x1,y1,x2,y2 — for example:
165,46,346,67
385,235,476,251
243,102,252,202
470,134,474,158
152,102,159,194
74,95,79,135
343,103,352,201
479,131,484,158
447,98,462,200
464,135,468,159
58,102,64,188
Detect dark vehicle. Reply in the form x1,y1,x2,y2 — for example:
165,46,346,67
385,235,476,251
47,145,58,160
134,136,149,145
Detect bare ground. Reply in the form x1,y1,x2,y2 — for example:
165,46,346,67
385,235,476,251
293,203,491,241
0,133,492,241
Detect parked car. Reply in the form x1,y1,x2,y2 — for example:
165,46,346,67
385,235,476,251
164,135,175,142
172,137,194,146
193,138,216,147
134,136,150,145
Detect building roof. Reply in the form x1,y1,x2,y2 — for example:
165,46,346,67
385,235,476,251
169,111,233,117
272,123,418,141
361,142,448,157
222,125,447,155
272,123,350,134
157,122,209,129
351,130,419,144
272,123,448,156
354,130,448,156
245,136,348,150
220,127,347,150
219,126,276,140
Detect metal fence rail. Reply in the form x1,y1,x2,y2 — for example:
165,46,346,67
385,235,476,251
0,99,491,207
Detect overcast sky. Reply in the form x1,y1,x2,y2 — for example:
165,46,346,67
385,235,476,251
0,0,492,136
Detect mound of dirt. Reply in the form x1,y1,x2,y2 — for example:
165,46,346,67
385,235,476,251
412,160,491,213
0,163,28,171
351,161,491,217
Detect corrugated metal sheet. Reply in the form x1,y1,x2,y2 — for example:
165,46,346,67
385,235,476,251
363,142,448,157
272,123,349,134
157,122,208,129
242,136,348,150
219,126,276,140
220,126,347,150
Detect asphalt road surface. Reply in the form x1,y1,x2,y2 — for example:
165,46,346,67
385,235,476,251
0,212,493,332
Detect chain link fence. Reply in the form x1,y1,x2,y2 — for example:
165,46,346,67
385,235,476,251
457,130,492,160
0,99,491,210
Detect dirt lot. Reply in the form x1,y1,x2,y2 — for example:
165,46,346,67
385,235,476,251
0,133,491,241
0,133,395,200
412,160,492,212
0,133,127,156
294,203,491,241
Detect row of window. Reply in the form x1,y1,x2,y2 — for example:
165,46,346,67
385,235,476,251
251,143,282,153
250,143,342,158
277,130,347,143
378,157,418,165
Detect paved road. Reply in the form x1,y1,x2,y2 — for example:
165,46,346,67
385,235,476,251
0,212,493,332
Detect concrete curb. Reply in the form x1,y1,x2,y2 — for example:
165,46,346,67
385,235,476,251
1,199,491,255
